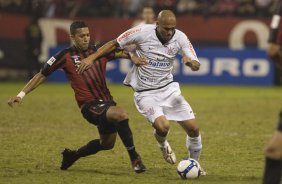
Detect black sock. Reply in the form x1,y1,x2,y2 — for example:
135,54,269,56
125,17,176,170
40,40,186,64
76,139,102,157
277,111,282,132
263,157,282,184
115,119,139,161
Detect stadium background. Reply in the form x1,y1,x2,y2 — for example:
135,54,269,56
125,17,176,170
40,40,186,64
1,1,282,184
0,0,281,86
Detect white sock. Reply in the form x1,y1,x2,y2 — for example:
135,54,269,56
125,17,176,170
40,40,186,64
186,134,202,161
154,129,169,147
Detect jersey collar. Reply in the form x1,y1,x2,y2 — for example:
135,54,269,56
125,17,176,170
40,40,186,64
155,28,175,45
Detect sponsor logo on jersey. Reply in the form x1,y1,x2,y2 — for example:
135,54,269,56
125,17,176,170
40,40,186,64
148,60,170,68
47,57,56,66
117,28,141,42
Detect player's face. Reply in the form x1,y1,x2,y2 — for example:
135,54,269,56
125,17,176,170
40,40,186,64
157,21,176,43
72,27,90,50
142,8,155,24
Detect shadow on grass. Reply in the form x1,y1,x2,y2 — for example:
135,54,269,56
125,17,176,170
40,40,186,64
66,168,130,176
164,174,262,183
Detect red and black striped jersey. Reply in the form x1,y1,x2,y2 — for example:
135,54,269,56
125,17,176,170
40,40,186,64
41,45,116,108
270,2,282,44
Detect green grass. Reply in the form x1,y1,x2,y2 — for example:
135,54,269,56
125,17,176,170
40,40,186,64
1,82,282,184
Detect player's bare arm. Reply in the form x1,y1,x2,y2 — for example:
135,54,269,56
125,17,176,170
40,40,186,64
182,56,200,71
7,72,46,107
77,39,119,74
77,40,147,73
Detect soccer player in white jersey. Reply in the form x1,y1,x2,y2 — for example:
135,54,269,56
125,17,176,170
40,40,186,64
132,6,156,27
77,10,204,174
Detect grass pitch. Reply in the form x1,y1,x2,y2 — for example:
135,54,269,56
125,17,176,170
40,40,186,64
1,82,281,184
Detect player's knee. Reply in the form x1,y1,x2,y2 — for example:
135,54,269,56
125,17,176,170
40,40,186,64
264,144,282,160
187,124,199,137
157,124,170,136
264,143,277,153
115,109,128,122
154,117,170,136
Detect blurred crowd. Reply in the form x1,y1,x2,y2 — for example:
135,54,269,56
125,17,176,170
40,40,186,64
0,0,279,18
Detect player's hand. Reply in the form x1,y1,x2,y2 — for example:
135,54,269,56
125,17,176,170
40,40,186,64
77,57,93,74
182,57,200,71
7,96,22,107
131,55,148,66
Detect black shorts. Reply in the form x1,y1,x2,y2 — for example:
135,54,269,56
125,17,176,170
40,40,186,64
81,100,117,134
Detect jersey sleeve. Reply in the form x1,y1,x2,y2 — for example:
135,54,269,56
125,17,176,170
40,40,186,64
178,32,200,63
116,26,143,49
41,49,66,76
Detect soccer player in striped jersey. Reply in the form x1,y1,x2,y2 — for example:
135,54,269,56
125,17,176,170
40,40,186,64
267,2,282,70
7,21,147,173
77,10,206,175
263,2,282,184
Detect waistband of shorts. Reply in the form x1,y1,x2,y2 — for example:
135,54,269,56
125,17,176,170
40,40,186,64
80,100,116,111
136,81,175,93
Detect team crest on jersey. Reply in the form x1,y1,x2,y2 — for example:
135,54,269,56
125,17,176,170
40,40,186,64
146,107,155,116
71,55,81,64
166,46,177,55
71,55,81,68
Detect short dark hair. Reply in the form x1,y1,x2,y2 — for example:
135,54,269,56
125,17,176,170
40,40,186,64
70,21,88,35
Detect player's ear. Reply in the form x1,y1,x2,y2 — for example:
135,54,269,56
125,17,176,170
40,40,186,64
70,34,75,42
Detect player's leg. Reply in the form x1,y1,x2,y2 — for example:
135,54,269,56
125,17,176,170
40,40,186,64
265,133,282,160
78,133,117,157
268,2,282,70
152,115,176,164
160,83,202,162
106,106,146,173
263,112,282,184
178,119,207,176
60,102,118,170
133,88,176,164
267,43,282,69
60,132,117,170
178,119,202,161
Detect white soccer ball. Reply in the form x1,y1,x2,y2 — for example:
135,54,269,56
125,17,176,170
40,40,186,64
177,158,201,179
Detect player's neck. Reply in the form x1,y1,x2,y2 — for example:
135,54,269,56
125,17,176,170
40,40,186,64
74,45,88,52
155,29,166,45
155,28,174,45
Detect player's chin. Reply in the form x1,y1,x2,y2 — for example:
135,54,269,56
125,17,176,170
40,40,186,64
81,44,89,50
164,38,171,42
80,47,87,51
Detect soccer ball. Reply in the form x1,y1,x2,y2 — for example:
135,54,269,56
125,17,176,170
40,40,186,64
177,158,201,179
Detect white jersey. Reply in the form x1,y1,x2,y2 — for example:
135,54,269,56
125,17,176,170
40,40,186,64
117,24,199,92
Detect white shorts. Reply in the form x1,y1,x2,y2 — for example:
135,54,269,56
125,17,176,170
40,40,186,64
133,82,195,124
